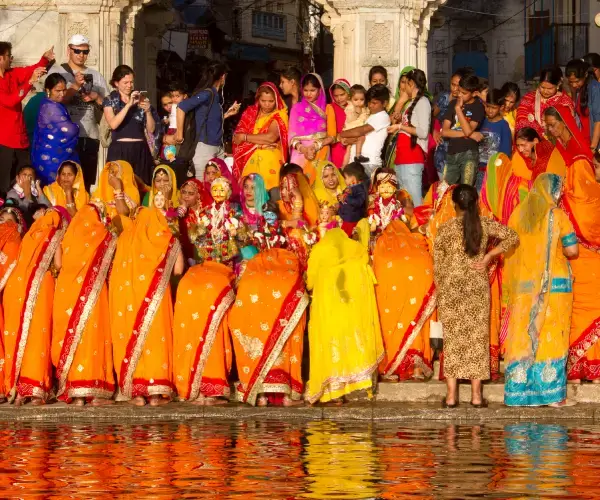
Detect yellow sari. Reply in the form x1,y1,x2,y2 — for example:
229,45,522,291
306,228,384,403
93,161,140,218
228,249,307,405
504,173,574,406
51,203,116,401
109,207,180,400
42,161,89,210
143,164,179,208
3,209,68,401
374,220,435,380
312,160,346,206
173,262,235,401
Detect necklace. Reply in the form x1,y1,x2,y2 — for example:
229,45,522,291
377,197,396,230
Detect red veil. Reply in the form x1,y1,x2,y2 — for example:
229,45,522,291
232,82,289,181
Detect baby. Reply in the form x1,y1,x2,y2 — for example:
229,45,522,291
342,85,370,166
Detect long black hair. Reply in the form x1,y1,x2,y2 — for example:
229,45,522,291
500,81,521,103
539,65,563,86
405,69,429,148
565,58,592,115
452,184,482,257
194,61,229,92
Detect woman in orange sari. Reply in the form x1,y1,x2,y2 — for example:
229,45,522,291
93,161,140,218
3,207,69,405
544,105,600,383
51,202,116,405
42,160,89,217
232,82,289,189
0,204,25,402
109,207,184,406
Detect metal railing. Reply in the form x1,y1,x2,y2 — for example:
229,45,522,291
524,23,588,80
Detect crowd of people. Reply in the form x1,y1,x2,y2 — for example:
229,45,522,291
0,33,600,409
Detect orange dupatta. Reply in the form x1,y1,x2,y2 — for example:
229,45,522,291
109,207,181,399
3,209,68,401
0,220,23,293
52,203,117,401
93,161,140,218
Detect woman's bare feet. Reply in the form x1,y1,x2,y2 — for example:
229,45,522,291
13,395,24,407
30,397,45,406
321,398,343,407
282,396,304,407
381,375,399,383
149,395,169,407
592,379,600,384
90,398,114,406
549,399,577,408
127,396,146,407
204,397,228,406
72,397,85,407
568,379,581,384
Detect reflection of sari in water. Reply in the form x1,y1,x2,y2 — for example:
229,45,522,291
375,220,435,380
31,97,80,185
306,229,384,403
233,82,289,189
289,73,330,184
52,203,116,402
515,89,574,136
42,161,89,211
312,160,346,206
93,161,140,218
3,208,68,401
325,79,350,168
142,164,179,208
551,106,600,381
173,262,234,401
228,249,308,405
109,207,180,400
504,173,574,406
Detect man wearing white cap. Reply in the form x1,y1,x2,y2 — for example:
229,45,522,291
47,34,109,190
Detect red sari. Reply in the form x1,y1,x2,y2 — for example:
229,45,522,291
325,79,350,168
515,89,575,136
232,82,288,182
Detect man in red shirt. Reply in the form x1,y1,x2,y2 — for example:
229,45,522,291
0,42,54,194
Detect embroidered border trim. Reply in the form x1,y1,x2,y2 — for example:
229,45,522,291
567,316,600,375
56,232,117,397
187,287,235,401
120,237,181,398
384,284,437,377
0,259,16,293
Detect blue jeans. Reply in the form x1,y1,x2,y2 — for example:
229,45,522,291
395,163,424,206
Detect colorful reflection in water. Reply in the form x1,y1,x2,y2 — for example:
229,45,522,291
0,420,599,498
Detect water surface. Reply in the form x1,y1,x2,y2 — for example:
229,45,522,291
0,420,598,498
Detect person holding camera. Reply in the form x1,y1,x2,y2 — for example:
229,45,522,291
103,65,156,185
47,35,109,191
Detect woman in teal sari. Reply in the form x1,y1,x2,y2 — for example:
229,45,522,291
504,173,579,407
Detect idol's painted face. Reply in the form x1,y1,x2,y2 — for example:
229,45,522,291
153,190,166,210
211,183,229,203
378,181,396,200
319,205,335,224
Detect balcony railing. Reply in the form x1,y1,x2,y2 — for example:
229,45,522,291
524,23,588,80
251,11,287,41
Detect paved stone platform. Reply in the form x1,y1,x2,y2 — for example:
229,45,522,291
1,401,599,422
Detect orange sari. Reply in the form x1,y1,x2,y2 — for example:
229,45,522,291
109,207,180,400
375,220,435,380
0,216,24,399
228,248,308,406
3,209,68,401
51,203,116,401
173,262,235,401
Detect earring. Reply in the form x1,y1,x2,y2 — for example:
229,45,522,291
46,91,50,97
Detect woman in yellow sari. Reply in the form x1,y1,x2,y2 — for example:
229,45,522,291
42,160,89,217
228,248,308,407
93,161,140,218
141,164,179,208
504,173,578,406
173,262,235,405
3,207,69,405
109,207,184,406
232,82,288,190
375,219,435,381
0,204,25,401
306,228,384,404
312,160,346,207
51,202,116,405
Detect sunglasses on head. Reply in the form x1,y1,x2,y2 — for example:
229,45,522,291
71,48,90,55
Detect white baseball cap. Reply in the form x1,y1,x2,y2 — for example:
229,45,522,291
68,34,90,47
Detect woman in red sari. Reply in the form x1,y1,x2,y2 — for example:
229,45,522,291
515,66,574,136
178,178,212,264
544,105,600,383
232,82,288,189
326,79,350,168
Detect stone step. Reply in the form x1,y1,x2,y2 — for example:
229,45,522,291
375,380,600,404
